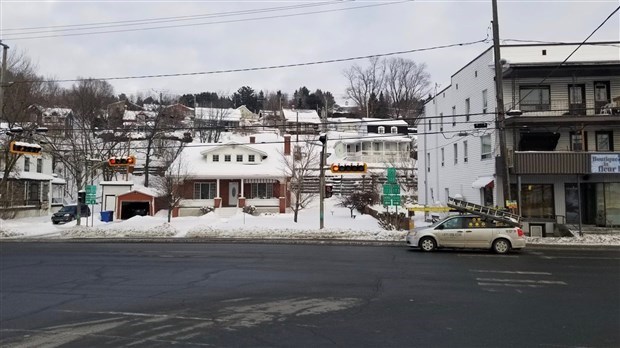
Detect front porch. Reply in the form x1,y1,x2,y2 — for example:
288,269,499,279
177,178,288,216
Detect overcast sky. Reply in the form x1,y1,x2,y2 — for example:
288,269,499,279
1,0,619,105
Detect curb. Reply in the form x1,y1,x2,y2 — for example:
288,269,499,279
1,237,619,250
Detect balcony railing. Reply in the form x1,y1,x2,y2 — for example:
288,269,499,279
512,151,620,175
505,99,619,118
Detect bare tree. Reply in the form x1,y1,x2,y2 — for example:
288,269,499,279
195,107,229,143
385,58,430,121
280,136,320,223
152,145,188,223
343,57,430,121
343,57,385,118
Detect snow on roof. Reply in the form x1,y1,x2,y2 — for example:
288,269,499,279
100,181,133,186
282,109,322,124
195,107,241,122
175,133,288,179
42,108,72,117
500,42,620,65
11,171,55,181
362,118,409,126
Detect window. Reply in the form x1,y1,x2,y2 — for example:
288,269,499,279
441,148,445,167
570,131,587,151
427,120,431,131
452,106,456,126
373,142,381,151
439,217,465,229
248,155,255,162
463,140,468,163
482,89,488,114
453,143,458,164
236,155,243,162
37,158,43,173
194,182,216,199
213,154,219,162
465,98,470,121
518,184,555,218
250,183,273,199
519,86,550,111
378,126,385,134
24,158,30,172
28,181,40,203
595,131,613,151
440,113,444,131
481,135,492,159
390,126,397,134
224,155,231,162
426,153,430,172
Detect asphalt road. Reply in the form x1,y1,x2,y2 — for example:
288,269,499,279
1,242,619,348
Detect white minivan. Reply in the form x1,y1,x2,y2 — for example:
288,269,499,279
406,214,526,254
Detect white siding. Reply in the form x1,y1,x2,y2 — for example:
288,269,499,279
420,49,499,206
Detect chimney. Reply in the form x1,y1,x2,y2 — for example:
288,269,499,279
249,136,255,144
284,135,291,155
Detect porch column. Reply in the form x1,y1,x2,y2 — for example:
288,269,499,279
240,178,244,197
216,179,220,197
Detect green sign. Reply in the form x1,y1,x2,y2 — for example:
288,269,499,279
382,194,401,206
86,185,97,204
387,168,397,183
383,184,400,195
86,185,97,194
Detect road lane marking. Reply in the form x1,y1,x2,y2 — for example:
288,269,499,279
470,270,551,275
540,256,620,260
476,278,567,285
457,254,519,258
478,282,544,288
58,310,213,322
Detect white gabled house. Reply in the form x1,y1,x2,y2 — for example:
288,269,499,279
172,133,292,216
419,41,620,234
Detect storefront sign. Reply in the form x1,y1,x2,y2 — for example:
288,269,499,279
591,154,620,174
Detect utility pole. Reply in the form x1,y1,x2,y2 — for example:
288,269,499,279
492,0,512,206
319,134,327,229
0,41,9,123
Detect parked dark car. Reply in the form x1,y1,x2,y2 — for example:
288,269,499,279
51,204,91,224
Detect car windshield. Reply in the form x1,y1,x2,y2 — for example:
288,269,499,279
59,206,75,213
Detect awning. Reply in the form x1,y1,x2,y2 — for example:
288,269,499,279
471,176,494,189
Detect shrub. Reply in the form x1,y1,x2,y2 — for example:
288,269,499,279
200,206,215,215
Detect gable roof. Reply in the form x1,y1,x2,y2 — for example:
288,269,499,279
282,109,322,124
199,141,268,157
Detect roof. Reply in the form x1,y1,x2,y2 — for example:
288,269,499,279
11,171,55,181
175,133,289,179
362,118,409,126
282,109,322,124
100,181,134,186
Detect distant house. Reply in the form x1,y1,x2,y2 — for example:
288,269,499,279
194,105,259,132
1,154,66,218
172,133,292,216
27,106,74,137
281,109,322,135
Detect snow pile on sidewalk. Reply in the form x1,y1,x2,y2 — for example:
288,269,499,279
0,198,618,246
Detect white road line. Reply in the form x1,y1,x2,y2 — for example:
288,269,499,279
58,310,213,322
457,254,519,258
476,278,567,285
470,270,551,275
541,256,620,260
478,282,544,288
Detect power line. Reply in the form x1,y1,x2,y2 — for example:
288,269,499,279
1,2,344,33
514,5,620,107
16,39,488,84
4,0,413,40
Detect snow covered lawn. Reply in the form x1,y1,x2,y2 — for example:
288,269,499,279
1,198,619,246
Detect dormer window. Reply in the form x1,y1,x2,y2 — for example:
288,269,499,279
236,155,243,162
248,155,255,162
391,126,397,134
213,154,219,162
378,126,385,134
224,155,231,162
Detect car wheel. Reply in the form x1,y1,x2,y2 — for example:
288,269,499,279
492,238,511,254
419,237,437,252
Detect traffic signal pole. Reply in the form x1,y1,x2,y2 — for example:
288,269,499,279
319,134,326,229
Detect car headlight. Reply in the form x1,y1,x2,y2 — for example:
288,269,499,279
63,213,71,217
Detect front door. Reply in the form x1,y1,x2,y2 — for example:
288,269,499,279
229,182,239,207
434,216,465,248
594,81,611,114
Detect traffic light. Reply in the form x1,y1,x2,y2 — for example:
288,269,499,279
330,163,367,174
78,191,86,205
9,141,42,156
108,156,136,167
325,185,333,198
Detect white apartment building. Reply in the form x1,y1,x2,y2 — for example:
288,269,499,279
419,42,620,233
